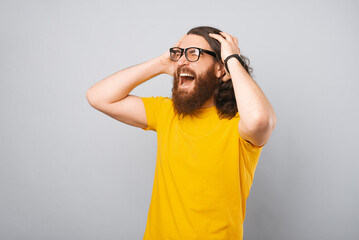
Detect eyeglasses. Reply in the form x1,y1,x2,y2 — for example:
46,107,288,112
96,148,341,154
169,47,217,62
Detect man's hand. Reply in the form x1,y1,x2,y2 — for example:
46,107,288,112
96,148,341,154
209,32,241,81
210,31,276,147
158,34,186,76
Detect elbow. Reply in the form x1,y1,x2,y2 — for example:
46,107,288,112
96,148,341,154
86,89,99,108
239,112,277,147
246,113,277,142
266,112,277,132
86,89,93,105
257,113,277,145
248,112,276,133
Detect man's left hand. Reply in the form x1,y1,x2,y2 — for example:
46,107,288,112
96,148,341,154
209,32,241,81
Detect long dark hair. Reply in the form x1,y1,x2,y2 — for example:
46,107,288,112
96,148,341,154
187,26,253,119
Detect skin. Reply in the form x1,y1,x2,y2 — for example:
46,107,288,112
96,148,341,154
86,31,276,147
172,61,220,118
162,32,276,146
172,34,224,109
209,32,277,146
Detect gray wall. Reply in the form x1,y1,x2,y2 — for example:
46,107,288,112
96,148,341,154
1,0,358,239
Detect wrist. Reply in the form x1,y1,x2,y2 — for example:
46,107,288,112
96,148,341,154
156,53,173,75
224,54,245,74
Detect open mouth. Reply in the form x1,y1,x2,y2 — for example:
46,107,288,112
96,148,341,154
179,73,196,87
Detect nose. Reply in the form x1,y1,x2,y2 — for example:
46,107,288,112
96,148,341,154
176,53,190,67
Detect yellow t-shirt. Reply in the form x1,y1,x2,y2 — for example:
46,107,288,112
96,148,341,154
140,96,263,240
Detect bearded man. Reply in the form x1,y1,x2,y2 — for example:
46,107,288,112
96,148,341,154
86,26,276,240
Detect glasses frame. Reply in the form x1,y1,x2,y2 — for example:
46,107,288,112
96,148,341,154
169,47,217,62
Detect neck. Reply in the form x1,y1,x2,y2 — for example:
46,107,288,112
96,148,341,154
200,95,215,109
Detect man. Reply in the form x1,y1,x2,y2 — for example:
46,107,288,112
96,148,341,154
86,26,276,240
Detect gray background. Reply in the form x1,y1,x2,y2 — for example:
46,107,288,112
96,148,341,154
1,0,358,239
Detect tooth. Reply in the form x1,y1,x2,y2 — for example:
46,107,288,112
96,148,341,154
180,73,194,77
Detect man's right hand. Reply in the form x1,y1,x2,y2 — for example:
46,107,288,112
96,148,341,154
86,34,188,130
158,34,186,76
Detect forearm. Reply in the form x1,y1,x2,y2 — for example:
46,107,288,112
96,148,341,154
86,56,165,105
228,59,276,131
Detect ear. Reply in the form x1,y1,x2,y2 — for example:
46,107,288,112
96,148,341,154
222,71,231,81
215,62,231,82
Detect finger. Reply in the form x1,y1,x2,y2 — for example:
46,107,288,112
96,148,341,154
232,35,238,44
219,32,233,41
174,34,187,47
209,33,226,43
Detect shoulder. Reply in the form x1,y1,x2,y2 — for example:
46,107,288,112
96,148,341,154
140,96,174,114
141,96,171,105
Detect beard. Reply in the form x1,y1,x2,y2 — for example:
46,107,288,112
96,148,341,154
171,64,220,119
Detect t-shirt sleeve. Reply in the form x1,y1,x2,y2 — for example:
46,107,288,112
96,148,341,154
140,96,164,132
238,130,264,199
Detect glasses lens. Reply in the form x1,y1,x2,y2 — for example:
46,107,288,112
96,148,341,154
170,48,182,61
186,48,200,62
